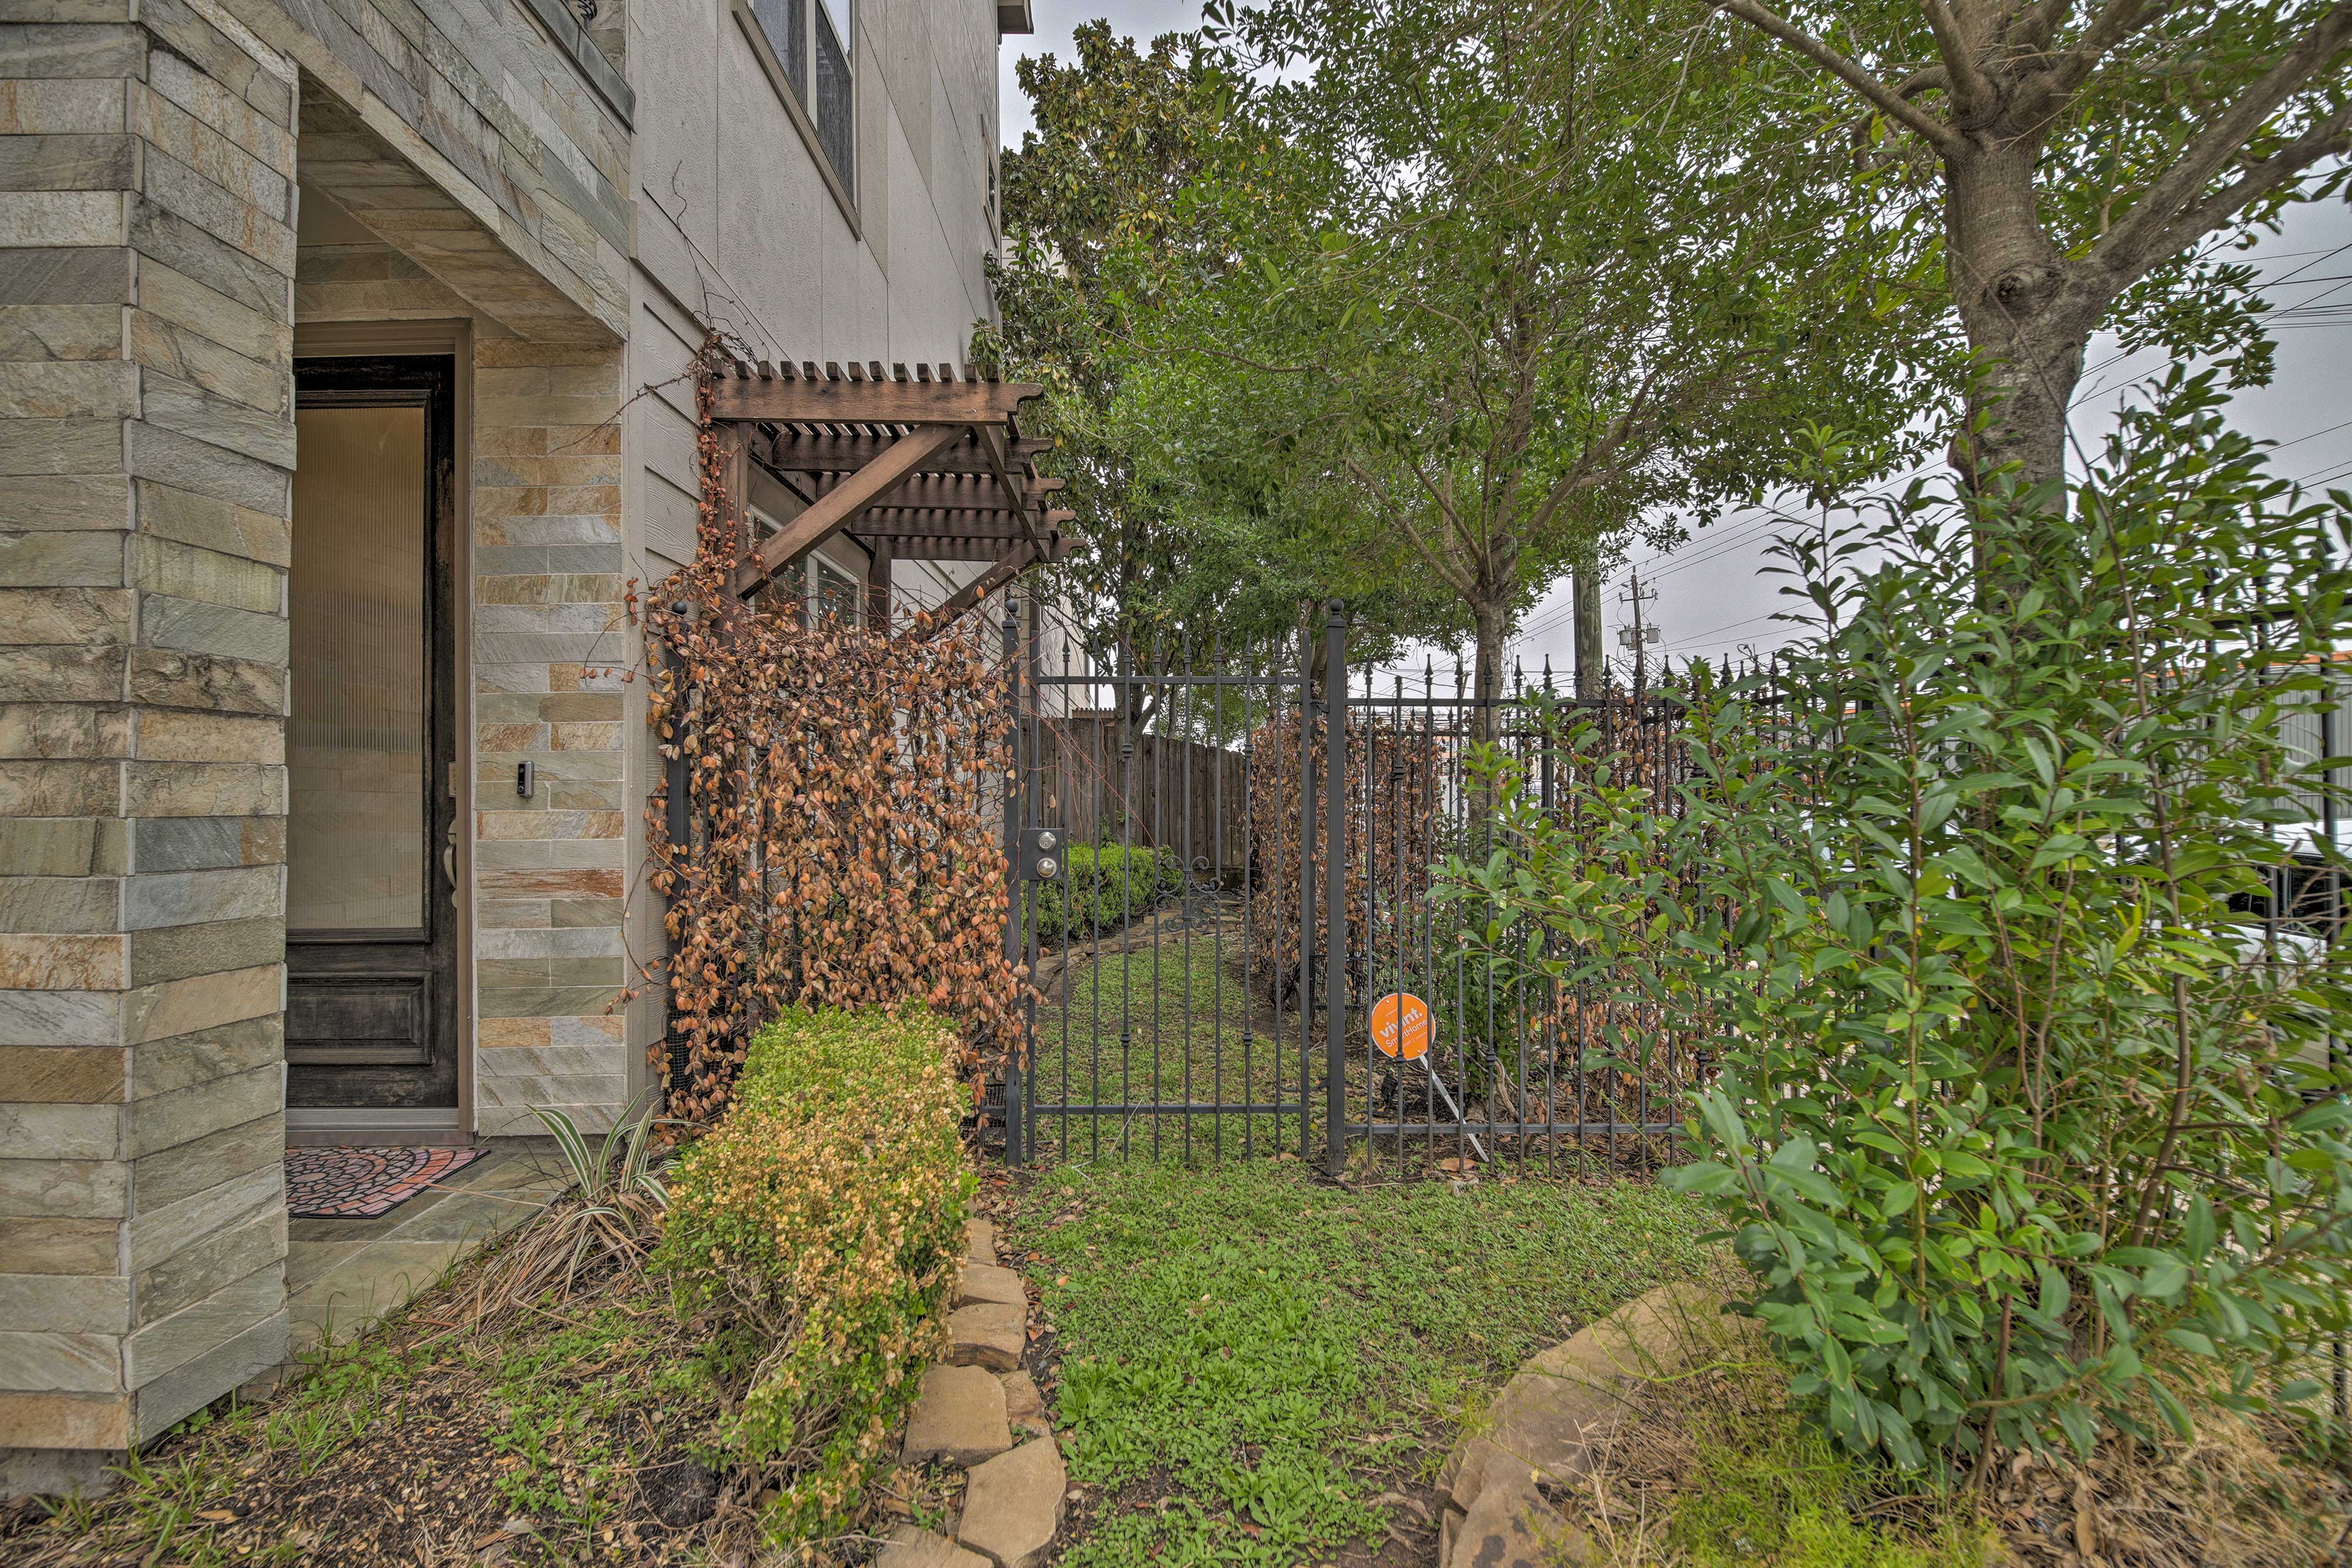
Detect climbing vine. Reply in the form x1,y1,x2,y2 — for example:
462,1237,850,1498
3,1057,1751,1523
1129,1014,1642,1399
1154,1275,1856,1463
638,339,1024,1122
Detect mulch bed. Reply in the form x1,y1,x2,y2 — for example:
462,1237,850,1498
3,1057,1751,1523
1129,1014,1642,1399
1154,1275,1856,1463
0,1261,753,1568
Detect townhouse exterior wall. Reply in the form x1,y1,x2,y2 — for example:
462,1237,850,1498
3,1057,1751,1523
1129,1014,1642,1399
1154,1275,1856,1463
2,0,1008,1479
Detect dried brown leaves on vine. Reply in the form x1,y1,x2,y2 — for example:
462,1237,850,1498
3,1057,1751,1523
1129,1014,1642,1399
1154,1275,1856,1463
635,339,1023,1122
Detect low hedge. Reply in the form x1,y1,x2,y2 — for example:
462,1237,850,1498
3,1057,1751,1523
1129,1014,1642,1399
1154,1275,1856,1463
1031,843,1186,943
652,1005,972,1540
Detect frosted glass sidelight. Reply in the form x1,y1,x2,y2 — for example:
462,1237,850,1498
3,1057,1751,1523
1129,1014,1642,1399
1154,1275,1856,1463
288,402,430,932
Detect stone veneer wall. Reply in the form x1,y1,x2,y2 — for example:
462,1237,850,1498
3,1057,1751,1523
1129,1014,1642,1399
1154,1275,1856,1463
0,0,299,1463
467,335,629,1136
1,0,632,1472
293,239,630,1138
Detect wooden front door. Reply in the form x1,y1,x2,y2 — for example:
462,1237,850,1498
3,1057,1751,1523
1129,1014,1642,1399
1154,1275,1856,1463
285,356,461,1110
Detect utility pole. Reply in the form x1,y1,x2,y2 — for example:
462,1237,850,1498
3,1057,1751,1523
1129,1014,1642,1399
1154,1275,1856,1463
1572,566,1603,699
1618,570,1660,685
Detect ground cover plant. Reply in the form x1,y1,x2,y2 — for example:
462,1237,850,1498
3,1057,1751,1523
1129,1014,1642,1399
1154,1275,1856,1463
1452,374,2352,1469
1567,1300,1992,1568
1001,1159,1716,1568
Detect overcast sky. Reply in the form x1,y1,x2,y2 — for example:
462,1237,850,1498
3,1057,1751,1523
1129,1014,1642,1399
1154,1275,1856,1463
999,3,2352,682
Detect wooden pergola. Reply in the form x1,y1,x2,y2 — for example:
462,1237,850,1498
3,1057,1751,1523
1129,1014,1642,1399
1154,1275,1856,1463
706,357,1074,633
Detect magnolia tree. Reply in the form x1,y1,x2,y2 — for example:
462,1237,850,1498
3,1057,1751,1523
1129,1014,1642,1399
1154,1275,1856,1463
1131,0,1935,736
992,0,1938,710
1450,372,2352,1464
1707,0,2352,491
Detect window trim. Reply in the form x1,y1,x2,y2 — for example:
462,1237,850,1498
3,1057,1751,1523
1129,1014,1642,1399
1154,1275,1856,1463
733,0,859,236
810,552,864,628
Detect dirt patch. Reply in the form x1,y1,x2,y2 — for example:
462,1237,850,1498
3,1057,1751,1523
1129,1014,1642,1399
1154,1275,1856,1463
1985,1412,2350,1568
0,1260,761,1568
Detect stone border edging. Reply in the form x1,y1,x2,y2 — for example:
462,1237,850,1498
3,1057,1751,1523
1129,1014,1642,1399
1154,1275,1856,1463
1434,1281,1736,1568
883,1217,1069,1568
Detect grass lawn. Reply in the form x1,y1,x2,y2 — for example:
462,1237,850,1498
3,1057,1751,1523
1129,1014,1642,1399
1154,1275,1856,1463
1033,929,1307,1164
998,1160,1718,1568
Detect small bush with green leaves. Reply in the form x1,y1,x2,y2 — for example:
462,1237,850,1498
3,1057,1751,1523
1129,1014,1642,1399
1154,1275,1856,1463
1031,843,1188,943
1449,372,2352,1469
652,1005,974,1542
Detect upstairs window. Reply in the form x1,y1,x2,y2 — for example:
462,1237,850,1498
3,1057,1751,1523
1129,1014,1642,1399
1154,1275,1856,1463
742,0,856,222
812,0,853,192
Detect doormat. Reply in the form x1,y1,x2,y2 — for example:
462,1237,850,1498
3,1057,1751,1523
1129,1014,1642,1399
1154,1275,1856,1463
284,1145,486,1219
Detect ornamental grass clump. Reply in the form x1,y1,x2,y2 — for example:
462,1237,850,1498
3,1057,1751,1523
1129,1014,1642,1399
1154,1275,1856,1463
1450,373,2352,1471
652,1005,974,1543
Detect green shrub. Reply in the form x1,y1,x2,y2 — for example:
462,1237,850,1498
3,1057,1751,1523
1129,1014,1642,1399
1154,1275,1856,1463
1032,843,1187,943
1450,374,2352,1469
652,1005,974,1541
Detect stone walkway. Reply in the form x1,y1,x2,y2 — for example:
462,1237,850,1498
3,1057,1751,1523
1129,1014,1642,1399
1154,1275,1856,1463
883,1217,1068,1568
284,1147,565,1360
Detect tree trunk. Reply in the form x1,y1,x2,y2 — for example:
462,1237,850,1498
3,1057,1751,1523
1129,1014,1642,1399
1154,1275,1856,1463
1471,599,1507,748
1466,597,1509,846
1944,140,2098,496
1572,567,1604,699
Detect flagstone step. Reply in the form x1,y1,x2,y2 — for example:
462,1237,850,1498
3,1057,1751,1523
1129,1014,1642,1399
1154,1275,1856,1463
946,1300,1026,1371
878,1524,994,1568
902,1363,1013,1468
957,1261,1027,1309
957,1436,1066,1568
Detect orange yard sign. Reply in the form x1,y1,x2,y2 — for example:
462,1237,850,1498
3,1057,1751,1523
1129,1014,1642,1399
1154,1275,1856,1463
1369,992,1431,1061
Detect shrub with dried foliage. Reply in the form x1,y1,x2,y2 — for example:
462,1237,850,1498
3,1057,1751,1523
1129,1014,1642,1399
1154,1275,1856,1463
1246,711,1442,1005
651,1006,974,1544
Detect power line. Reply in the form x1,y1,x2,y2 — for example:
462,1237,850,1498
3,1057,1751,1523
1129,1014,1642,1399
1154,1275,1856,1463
1656,610,1788,651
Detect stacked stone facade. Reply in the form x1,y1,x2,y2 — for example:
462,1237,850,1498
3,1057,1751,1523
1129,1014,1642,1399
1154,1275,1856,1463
3,0,1013,1484
468,335,628,1136
0,1,299,1458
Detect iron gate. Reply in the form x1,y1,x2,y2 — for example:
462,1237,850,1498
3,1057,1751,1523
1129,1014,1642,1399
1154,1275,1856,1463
998,603,1702,1174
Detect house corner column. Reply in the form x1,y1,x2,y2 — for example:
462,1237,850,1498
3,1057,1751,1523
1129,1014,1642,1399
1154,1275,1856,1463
1,0,296,1486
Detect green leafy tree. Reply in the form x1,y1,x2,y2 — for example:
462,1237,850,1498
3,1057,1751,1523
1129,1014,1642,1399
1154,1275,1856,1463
1138,0,1935,734
1453,372,2352,1465
982,24,1411,669
1706,0,2352,491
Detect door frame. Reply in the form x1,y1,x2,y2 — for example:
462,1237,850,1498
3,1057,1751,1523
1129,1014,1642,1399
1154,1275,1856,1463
285,321,476,1145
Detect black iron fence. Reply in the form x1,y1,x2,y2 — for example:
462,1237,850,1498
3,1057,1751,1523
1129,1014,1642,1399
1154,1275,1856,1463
999,603,1699,1174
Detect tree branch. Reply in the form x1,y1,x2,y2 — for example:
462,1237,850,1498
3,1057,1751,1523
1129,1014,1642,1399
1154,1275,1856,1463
1920,0,1996,116
2087,2,2352,282
2045,0,2176,99
1521,359,1670,538
1709,0,1964,153
1342,454,1476,598
2000,0,2174,132
2148,97,2352,261
2002,0,2077,55
1890,64,1952,99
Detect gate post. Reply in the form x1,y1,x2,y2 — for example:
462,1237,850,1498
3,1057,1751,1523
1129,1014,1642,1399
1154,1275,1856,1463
1324,604,1350,1175
1002,609,1028,1165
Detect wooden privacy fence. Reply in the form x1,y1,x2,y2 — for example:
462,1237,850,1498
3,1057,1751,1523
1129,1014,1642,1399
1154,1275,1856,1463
1025,711,1249,869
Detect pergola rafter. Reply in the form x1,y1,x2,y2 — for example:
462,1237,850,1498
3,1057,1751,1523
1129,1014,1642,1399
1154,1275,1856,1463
704,356,1075,637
